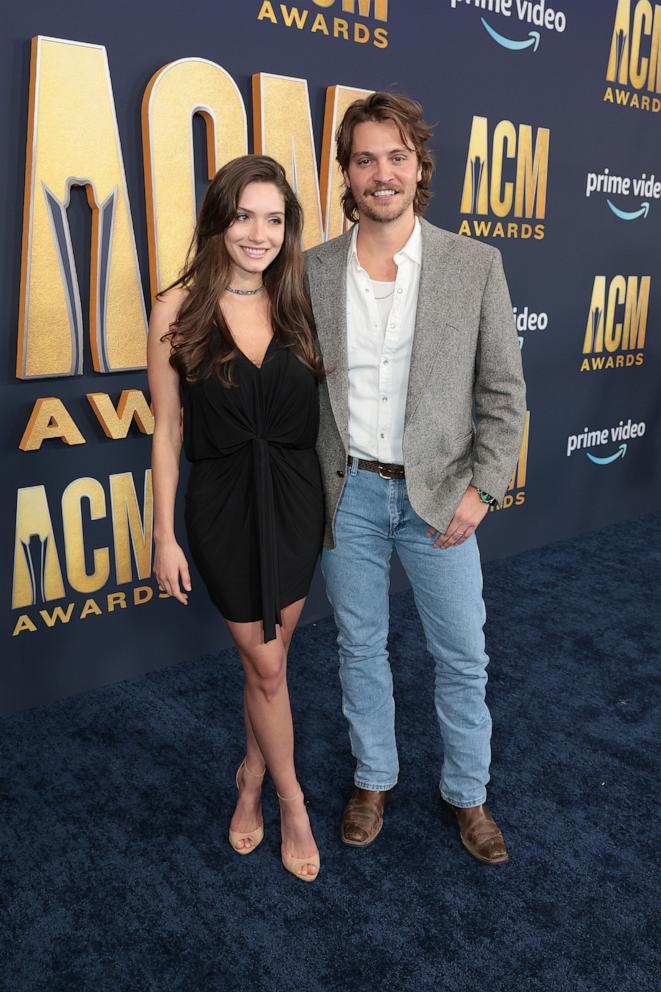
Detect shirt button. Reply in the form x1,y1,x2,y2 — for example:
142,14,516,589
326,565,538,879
389,323,396,329
382,396,388,402
383,359,389,364
380,433,385,439
397,288,403,294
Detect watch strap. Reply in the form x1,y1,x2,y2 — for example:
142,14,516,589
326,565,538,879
472,485,497,506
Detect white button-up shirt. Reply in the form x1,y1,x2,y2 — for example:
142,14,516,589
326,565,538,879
346,218,422,464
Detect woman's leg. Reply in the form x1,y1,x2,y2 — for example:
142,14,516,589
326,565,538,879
226,667,275,851
227,599,318,876
240,591,300,765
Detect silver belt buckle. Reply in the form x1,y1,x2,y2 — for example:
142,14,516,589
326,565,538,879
378,463,392,479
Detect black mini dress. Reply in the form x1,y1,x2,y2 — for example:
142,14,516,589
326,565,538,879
181,335,324,642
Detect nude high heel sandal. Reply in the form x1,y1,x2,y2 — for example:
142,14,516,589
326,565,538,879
228,759,266,855
277,788,320,882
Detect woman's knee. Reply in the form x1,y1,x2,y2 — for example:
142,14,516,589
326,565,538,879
242,651,286,700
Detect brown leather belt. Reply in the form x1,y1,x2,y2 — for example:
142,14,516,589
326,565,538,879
348,456,405,480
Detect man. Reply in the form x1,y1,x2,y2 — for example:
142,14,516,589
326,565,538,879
305,92,526,864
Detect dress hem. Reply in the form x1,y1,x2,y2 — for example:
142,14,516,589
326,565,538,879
215,585,311,627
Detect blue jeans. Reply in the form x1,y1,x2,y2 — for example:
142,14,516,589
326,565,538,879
321,461,492,808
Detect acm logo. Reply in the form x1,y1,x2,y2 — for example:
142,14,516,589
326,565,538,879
604,0,661,112
256,0,389,47
458,116,549,240
11,473,159,636
581,275,650,371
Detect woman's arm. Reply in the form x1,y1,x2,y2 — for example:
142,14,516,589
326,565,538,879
147,287,191,605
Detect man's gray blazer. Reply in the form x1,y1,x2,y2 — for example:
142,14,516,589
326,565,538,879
305,217,527,549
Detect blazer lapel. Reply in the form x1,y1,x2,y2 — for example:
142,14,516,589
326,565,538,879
405,220,458,426
310,232,352,447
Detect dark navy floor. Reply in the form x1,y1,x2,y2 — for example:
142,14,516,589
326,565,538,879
2,514,659,992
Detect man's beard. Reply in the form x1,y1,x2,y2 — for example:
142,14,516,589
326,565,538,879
354,187,415,224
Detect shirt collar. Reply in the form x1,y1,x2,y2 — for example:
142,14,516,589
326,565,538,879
348,216,422,270
395,216,422,266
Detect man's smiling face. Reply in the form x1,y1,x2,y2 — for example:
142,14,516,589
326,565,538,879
344,119,423,225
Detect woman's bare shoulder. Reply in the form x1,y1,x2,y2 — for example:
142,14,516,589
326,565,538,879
152,285,190,321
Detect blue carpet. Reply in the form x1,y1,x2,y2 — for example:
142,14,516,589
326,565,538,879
1,514,659,992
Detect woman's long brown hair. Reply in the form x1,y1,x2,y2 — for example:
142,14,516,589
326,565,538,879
161,155,323,386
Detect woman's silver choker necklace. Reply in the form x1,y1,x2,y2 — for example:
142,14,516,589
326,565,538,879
226,284,264,296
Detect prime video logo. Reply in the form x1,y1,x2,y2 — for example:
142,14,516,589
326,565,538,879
449,0,566,52
585,168,661,221
513,304,548,349
566,419,646,465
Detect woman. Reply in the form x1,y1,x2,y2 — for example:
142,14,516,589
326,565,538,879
147,155,324,882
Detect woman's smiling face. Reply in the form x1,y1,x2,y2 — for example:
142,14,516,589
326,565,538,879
223,181,286,280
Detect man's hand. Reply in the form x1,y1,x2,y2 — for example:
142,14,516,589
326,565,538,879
426,486,490,549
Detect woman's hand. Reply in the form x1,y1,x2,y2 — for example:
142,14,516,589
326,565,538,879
153,539,192,604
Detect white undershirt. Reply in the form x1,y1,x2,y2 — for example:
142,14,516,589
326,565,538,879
371,279,396,334
346,219,422,463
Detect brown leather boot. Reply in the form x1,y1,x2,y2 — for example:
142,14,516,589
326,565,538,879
341,787,390,847
444,802,509,864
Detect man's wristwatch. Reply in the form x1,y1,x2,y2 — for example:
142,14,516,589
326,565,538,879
472,485,497,506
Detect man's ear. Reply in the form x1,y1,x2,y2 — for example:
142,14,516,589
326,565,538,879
343,170,351,190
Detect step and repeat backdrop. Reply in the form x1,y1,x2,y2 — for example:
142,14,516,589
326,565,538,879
3,1,660,713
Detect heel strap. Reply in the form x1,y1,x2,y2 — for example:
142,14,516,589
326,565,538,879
277,787,304,802
236,758,266,791
243,760,266,779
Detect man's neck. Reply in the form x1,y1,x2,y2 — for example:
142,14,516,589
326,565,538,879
355,210,417,262
354,210,417,281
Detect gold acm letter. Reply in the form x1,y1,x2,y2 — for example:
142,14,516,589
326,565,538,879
143,58,248,297
254,75,371,246
320,85,373,239
253,73,325,249
110,471,154,585
18,37,147,379
12,485,66,608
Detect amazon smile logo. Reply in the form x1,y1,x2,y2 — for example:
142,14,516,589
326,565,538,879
566,419,646,463
449,0,567,51
585,168,661,221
